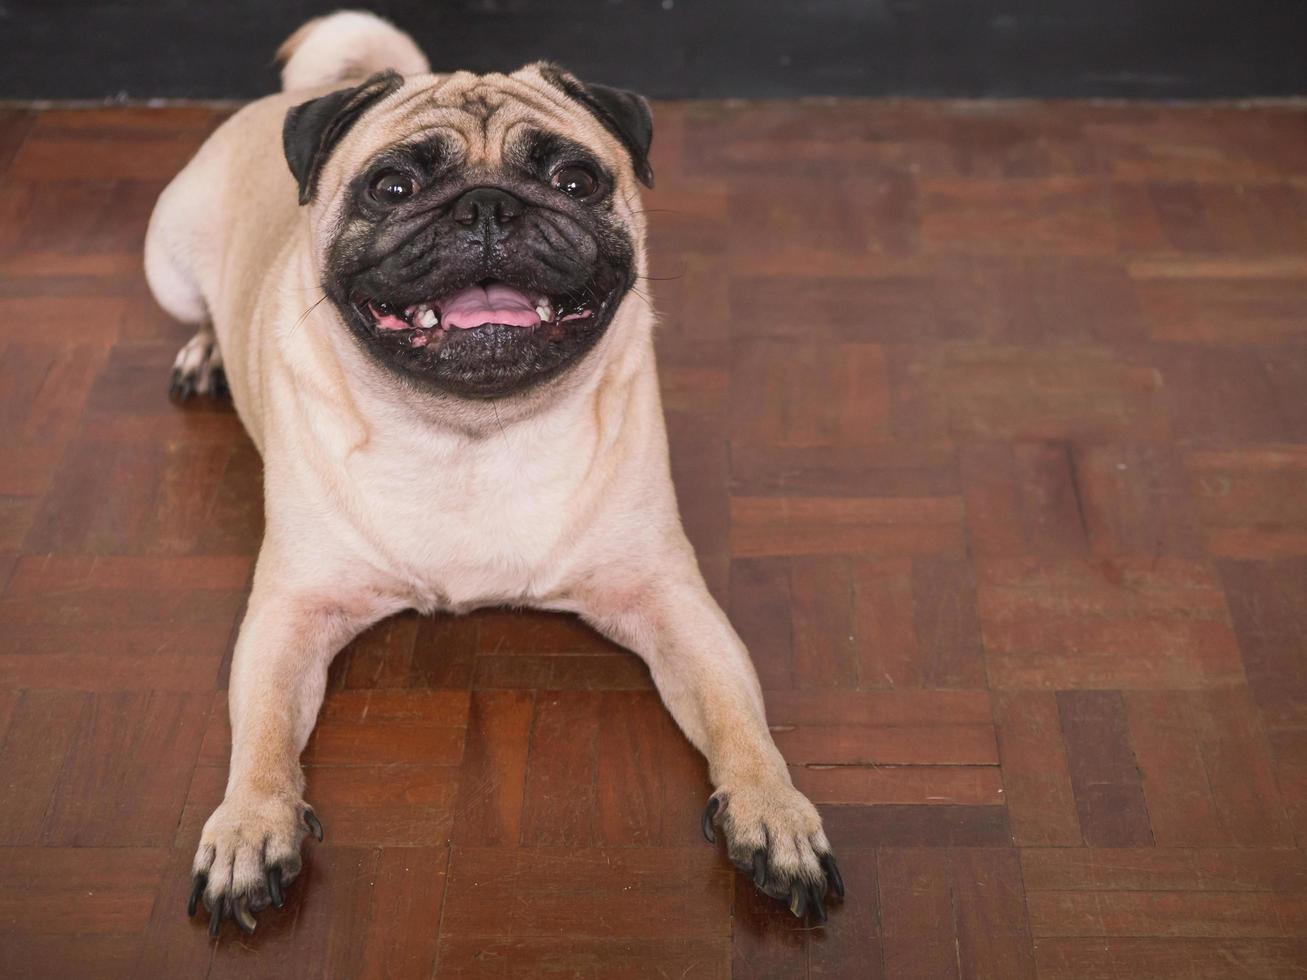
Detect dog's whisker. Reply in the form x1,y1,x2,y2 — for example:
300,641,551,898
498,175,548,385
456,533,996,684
290,293,329,336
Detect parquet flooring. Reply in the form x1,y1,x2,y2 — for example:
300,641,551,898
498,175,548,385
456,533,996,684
2,98,1307,978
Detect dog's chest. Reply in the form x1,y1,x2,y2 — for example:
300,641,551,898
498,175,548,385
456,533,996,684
345,425,596,605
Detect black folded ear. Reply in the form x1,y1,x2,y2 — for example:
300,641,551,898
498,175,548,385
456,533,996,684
537,65,654,188
283,70,404,205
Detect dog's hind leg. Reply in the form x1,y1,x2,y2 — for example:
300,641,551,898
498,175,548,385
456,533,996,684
146,144,229,402
144,162,211,328
169,328,226,401
171,328,224,401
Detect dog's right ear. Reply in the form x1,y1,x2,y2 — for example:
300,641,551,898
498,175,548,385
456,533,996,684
283,70,403,205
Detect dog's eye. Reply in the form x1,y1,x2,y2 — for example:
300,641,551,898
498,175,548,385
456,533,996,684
370,171,417,203
551,165,599,199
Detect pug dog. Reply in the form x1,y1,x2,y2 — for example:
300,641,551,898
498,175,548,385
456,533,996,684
145,10,842,937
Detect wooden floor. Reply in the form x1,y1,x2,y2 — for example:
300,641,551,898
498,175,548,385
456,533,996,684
1,98,1307,979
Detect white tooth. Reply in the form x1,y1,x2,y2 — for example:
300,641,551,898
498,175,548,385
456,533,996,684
418,308,438,329
535,297,554,322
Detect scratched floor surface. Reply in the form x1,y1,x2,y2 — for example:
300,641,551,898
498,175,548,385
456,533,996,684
2,99,1307,978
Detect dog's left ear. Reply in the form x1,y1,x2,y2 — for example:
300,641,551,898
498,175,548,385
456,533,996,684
537,64,654,189
283,70,403,205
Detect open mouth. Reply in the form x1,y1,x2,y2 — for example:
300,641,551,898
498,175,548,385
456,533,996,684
336,257,631,399
353,279,598,349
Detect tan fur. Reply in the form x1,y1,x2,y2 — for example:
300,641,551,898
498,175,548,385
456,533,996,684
146,11,832,926
277,10,430,90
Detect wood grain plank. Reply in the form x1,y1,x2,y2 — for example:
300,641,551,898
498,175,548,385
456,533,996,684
1074,444,1203,557
329,610,422,690
731,496,966,559
731,868,812,980
807,848,882,979
205,847,378,980
728,556,794,690
0,846,167,940
790,555,859,688
772,722,998,766
765,689,994,727
305,690,469,766
851,558,920,688
0,845,166,980
1022,847,1307,893
1218,558,1307,730
0,690,87,844
1125,690,1226,846
520,690,602,846
440,936,731,979
1189,687,1294,845
1034,937,1307,980
949,848,1036,980
451,690,535,847
596,691,709,846
792,765,1004,806
731,341,891,449
354,847,448,980
992,690,1082,846
820,804,1011,846
42,690,211,846
978,558,1243,689
877,847,958,980
1057,689,1154,847
440,847,732,939
1028,890,1307,938
911,555,987,688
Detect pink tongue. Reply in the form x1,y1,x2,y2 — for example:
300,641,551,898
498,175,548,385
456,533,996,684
439,282,540,330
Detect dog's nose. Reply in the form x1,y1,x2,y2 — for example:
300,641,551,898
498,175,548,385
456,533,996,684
451,187,523,231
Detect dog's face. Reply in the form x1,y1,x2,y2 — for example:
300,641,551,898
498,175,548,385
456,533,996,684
283,66,653,400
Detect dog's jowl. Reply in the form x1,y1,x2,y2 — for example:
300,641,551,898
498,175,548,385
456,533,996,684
145,9,842,937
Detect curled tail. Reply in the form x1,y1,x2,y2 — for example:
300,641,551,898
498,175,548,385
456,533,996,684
276,10,430,91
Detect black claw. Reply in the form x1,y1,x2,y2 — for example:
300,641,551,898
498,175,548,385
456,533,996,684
208,896,224,937
304,808,324,842
701,797,719,844
187,874,206,917
789,882,807,919
821,853,845,899
266,866,284,909
751,849,768,889
211,367,229,398
809,882,828,923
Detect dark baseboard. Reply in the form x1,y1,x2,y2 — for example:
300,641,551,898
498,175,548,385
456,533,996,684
3,1,1305,101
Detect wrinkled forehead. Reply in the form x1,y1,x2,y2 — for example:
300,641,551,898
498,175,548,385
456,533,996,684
340,69,612,173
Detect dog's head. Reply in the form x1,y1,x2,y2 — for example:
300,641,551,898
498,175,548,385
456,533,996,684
282,65,653,400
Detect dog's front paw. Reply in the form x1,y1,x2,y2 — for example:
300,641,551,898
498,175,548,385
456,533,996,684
702,781,843,923
188,790,323,937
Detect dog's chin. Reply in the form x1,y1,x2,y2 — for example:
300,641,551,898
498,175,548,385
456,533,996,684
336,270,629,400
